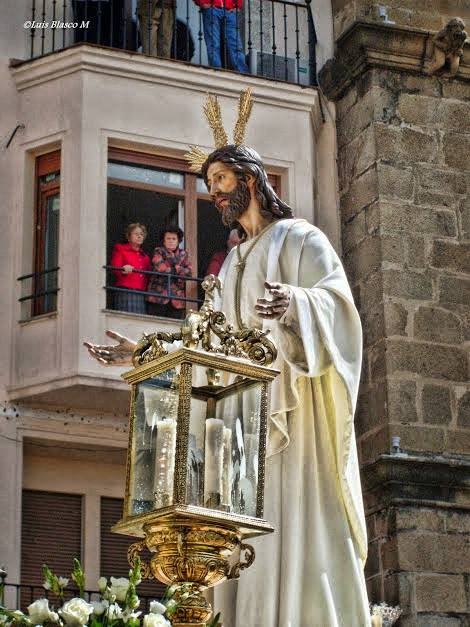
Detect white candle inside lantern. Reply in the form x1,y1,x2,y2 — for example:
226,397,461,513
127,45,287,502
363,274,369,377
221,427,233,507
153,417,177,508
204,418,225,506
371,615,382,627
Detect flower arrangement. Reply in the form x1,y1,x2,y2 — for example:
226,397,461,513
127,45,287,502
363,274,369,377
0,560,220,627
370,602,402,626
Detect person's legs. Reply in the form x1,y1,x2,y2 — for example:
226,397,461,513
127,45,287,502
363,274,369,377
114,290,146,313
137,0,159,55
158,0,175,57
224,10,249,73
147,301,178,317
169,305,185,319
201,7,222,68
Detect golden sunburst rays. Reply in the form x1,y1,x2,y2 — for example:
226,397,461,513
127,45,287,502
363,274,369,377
184,88,254,173
233,88,253,146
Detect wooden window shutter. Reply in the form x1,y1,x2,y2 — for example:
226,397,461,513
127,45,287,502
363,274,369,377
100,498,166,600
21,490,82,606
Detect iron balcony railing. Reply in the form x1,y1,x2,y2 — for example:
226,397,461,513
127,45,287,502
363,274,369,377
17,267,60,316
25,0,317,86
104,264,205,311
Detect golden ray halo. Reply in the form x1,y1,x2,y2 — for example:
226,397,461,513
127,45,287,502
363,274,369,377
184,88,254,173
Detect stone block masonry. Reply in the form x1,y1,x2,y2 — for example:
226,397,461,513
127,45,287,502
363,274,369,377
319,13,470,626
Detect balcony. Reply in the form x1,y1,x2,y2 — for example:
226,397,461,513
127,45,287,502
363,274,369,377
5,7,327,411
23,0,318,87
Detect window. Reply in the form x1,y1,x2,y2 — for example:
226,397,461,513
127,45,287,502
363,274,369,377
106,148,280,318
27,151,61,317
21,490,82,608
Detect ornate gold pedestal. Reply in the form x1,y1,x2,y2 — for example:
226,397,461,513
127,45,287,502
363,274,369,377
117,510,270,626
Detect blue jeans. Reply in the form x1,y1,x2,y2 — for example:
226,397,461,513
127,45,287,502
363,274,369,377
202,7,249,73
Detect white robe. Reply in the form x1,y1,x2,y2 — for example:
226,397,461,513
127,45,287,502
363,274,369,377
214,219,370,627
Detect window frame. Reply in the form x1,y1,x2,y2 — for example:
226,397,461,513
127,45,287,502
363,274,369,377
32,151,61,317
107,147,281,311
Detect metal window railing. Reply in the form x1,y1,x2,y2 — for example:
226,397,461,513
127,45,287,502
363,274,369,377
104,265,205,310
17,267,60,314
25,0,317,86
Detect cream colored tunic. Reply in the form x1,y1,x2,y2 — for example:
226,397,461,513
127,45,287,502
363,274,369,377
213,219,371,627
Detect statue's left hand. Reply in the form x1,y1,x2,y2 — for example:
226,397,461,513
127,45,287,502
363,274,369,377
255,281,291,320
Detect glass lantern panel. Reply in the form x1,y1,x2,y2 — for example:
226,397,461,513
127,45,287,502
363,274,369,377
128,366,180,517
186,365,263,518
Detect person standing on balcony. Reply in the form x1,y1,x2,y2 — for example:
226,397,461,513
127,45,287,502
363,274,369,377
110,223,152,314
147,226,193,319
194,0,249,73
205,228,241,276
137,0,176,58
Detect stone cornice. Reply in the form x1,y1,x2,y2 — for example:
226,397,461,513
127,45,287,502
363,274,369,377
10,44,323,134
362,453,470,514
319,21,470,100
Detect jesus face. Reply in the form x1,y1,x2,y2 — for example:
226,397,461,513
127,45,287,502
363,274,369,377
206,161,251,227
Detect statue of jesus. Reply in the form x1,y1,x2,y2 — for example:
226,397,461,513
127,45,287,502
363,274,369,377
85,99,371,627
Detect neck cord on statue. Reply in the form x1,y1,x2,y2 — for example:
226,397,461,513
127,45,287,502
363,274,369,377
234,221,277,329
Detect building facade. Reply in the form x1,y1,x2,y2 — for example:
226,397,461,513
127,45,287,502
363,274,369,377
1,0,469,624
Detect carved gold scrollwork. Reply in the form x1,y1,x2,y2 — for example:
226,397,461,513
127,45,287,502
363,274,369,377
127,540,154,580
227,542,255,580
131,275,277,367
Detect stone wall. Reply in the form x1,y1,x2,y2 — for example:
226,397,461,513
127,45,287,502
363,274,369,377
319,14,470,626
331,0,470,38
336,67,470,466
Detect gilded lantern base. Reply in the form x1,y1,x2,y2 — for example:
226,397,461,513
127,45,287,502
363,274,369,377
171,583,212,625
117,514,264,626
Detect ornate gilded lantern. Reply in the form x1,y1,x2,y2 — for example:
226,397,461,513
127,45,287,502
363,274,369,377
112,276,277,627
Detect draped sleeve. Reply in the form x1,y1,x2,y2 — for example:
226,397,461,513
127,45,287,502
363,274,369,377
263,219,367,563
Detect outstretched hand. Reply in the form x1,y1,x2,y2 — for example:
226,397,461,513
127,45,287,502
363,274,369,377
83,330,137,366
255,281,291,320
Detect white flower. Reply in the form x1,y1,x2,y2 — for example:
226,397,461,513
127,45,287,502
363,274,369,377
91,600,109,616
109,577,130,603
107,604,123,621
58,577,69,588
97,577,107,593
42,581,51,591
164,600,176,613
122,609,141,623
143,614,171,627
149,602,166,616
59,598,94,626
27,599,59,625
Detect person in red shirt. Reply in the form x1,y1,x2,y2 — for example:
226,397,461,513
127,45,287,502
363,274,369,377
205,228,241,276
193,0,249,73
110,223,152,314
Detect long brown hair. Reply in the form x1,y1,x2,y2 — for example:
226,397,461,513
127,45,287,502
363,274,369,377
201,144,294,226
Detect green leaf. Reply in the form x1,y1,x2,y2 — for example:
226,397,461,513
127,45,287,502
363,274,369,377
71,559,85,598
207,612,221,627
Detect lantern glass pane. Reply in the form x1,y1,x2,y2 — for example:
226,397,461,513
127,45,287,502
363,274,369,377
187,366,264,518
128,366,180,517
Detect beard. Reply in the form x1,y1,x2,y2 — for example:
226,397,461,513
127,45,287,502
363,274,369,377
215,178,251,227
